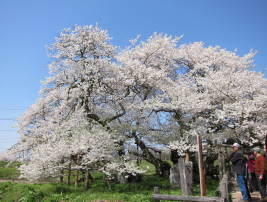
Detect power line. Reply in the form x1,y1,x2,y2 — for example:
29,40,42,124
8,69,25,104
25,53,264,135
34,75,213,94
0,106,27,107
0,134,17,135
0,107,26,110
0,134,19,137
0,109,25,111
0,130,18,132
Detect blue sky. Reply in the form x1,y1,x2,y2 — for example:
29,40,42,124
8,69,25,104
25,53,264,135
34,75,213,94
0,0,266,153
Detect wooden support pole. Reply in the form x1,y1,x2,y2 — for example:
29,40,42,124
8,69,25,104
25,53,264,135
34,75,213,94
153,187,160,202
219,174,230,202
197,134,206,196
178,158,192,195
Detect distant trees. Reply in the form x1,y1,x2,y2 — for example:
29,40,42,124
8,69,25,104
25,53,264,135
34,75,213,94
8,25,267,183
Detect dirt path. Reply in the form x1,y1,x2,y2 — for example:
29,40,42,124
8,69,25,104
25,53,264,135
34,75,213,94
231,180,267,202
232,191,266,202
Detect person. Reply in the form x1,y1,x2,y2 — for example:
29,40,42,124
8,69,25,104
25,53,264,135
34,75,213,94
228,143,251,201
253,147,266,200
247,152,258,192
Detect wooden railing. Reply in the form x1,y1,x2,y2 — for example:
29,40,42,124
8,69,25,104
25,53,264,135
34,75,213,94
152,174,230,202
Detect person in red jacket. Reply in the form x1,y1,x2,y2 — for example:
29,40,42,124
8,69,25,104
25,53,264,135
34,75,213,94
247,153,258,192
253,147,266,199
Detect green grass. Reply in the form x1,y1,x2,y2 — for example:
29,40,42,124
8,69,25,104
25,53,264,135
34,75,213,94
0,161,20,180
137,160,156,175
0,175,168,202
0,160,219,202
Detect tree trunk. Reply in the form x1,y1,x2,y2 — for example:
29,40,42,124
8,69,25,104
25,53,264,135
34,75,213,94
59,159,64,183
59,169,64,183
133,132,170,177
75,170,79,188
85,170,92,189
67,163,71,185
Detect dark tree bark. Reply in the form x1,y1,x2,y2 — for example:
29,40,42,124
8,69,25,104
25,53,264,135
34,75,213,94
132,131,170,177
75,170,79,188
59,170,64,183
67,163,71,185
85,170,93,189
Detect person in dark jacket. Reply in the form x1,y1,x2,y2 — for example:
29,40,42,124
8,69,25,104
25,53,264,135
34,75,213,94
228,143,251,201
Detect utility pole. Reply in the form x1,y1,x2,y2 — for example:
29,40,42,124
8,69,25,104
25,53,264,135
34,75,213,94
197,134,206,196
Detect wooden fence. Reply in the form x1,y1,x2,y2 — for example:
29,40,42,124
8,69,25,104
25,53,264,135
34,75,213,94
152,174,230,202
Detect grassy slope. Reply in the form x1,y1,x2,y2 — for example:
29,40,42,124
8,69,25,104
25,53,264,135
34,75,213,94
0,161,20,180
0,161,219,202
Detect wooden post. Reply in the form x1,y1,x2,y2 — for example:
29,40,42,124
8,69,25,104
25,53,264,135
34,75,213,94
152,194,222,201
153,187,160,202
218,145,226,179
218,144,231,178
178,158,193,195
219,174,230,202
197,134,206,196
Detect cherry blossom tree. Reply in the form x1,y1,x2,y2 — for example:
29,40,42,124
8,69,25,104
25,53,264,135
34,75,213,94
9,25,141,182
8,25,267,183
